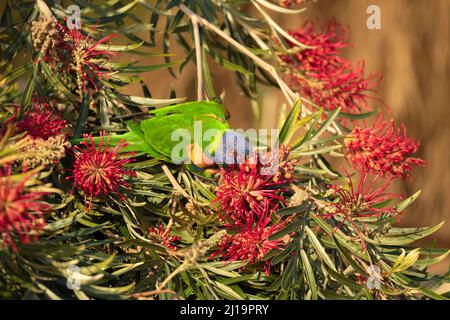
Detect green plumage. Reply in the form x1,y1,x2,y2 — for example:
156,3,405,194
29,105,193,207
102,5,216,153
89,101,230,163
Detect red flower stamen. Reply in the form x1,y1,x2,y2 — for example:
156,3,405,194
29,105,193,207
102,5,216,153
68,132,135,205
39,20,116,92
63,27,116,91
324,171,402,248
214,156,291,225
281,19,380,114
212,149,294,275
148,223,180,250
210,214,289,275
0,166,50,251
4,98,67,140
345,116,426,178
280,0,308,7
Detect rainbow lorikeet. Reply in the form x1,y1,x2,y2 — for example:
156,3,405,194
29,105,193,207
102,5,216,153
84,101,253,169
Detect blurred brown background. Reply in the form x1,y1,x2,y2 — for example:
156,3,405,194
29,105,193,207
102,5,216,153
129,1,449,273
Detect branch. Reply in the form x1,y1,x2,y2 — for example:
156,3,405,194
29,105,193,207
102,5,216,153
191,16,204,100
179,4,343,136
162,164,191,200
180,4,297,106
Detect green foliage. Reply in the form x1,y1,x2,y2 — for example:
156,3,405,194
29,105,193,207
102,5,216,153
0,0,448,301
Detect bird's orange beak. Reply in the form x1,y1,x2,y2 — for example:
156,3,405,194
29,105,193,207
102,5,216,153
186,143,215,168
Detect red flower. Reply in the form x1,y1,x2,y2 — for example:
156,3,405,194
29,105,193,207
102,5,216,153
62,27,116,91
68,132,135,204
324,171,402,248
38,20,115,93
214,156,290,225
2,99,67,140
0,166,50,251
281,19,380,114
15,99,67,140
345,117,426,178
212,149,295,274
148,223,180,250
211,215,288,275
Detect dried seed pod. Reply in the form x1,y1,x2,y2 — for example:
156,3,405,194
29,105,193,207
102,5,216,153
30,16,58,58
20,134,71,167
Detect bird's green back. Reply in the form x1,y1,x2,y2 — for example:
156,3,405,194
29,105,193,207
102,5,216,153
75,101,230,165
140,101,229,161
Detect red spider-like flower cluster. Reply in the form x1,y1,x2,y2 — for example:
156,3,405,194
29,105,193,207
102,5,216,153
0,166,50,251
214,158,288,225
61,27,115,91
148,223,180,250
345,117,426,178
214,145,295,225
324,172,402,248
14,100,67,140
68,132,135,205
281,19,380,114
212,150,294,274
211,214,287,274
2,99,67,140
39,20,115,93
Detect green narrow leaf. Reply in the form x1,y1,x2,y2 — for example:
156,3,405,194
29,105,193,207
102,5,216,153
307,107,341,143
333,235,368,276
80,254,116,275
271,240,298,265
114,61,182,73
396,190,422,212
372,221,445,246
73,93,90,139
281,256,297,290
40,61,78,100
205,46,251,76
279,99,301,145
0,64,31,85
275,202,311,216
96,41,144,52
20,70,35,107
300,249,318,300
168,8,185,33
339,110,378,120
164,16,176,78
82,282,135,298
418,287,449,300
304,226,336,270
414,249,450,267
269,218,303,240
202,45,216,99
212,281,246,300
323,264,363,291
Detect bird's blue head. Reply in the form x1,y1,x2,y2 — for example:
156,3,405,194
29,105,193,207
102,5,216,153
207,130,254,165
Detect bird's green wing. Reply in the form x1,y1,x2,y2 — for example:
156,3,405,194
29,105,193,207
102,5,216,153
70,120,159,157
73,101,230,165
139,100,229,162
120,120,160,158
149,100,228,123
140,111,229,162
